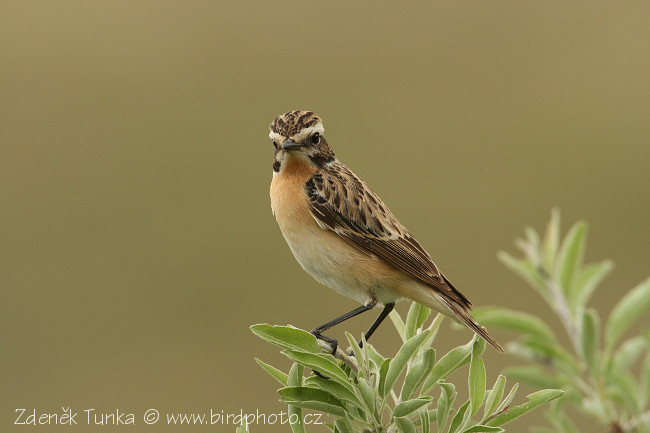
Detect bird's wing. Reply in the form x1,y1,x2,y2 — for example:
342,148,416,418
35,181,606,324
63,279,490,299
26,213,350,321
305,162,471,309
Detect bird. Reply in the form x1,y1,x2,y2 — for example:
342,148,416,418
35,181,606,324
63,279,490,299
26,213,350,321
268,110,503,353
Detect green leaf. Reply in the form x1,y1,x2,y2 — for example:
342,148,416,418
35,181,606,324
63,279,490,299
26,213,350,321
334,415,355,433
356,377,376,415
579,308,601,372
304,376,362,408
394,416,418,433
469,339,486,416
251,324,320,353
423,339,473,393
402,348,436,401
569,260,614,313
421,313,444,350
542,208,560,273
288,404,306,433
497,252,548,302
513,336,580,376
394,396,433,418
471,307,556,343
283,350,352,390
530,428,557,433
605,277,650,352
580,396,609,423
420,406,431,433
235,419,249,433
483,375,506,421
390,310,406,342
463,426,504,433
640,351,650,409
554,221,587,294
344,332,365,376
383,330,430,396
502,366,563,390
607,370,639,415
406,302,431,340
288,400,346,418
286,363,306,433
279,386,346,417
609,336,647,373
366,343,386,368
437,382,456,432
378,358,391,396
255,358,288,386
494,383,519,415
334,417,354,433
448,400,471,433
545,399,579,433
439,382,456,399
485,389,564,426
288,363,304,386
417,305,432,328
474,334,487,357
515,237,537,263
524,225,541,252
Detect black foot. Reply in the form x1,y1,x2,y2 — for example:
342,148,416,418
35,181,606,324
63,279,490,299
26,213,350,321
310,331,338,355
310,331,339,380
312,369,330,379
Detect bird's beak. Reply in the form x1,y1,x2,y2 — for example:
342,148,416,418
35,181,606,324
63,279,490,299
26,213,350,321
282,139,301,151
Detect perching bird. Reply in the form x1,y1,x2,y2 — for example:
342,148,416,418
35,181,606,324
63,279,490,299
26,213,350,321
269,110,503,353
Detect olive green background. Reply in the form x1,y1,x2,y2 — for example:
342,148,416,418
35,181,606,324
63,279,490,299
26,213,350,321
2,1,648,432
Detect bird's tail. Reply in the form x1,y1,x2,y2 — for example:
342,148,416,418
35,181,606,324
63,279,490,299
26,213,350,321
442,298,504,352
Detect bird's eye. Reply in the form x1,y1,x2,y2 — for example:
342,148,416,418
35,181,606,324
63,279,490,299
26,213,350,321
272,140,278,149
310,133,321,145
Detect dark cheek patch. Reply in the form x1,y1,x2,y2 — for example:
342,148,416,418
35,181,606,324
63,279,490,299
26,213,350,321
273,160,281,172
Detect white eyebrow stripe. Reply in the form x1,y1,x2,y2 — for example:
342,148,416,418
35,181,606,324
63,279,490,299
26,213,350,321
291,124,324,143
269,131,285,143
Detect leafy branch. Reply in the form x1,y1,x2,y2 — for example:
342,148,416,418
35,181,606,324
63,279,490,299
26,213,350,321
475,209,650,433
250,302,563,432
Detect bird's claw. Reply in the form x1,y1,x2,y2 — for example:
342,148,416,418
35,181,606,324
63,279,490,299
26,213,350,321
311,331,338,355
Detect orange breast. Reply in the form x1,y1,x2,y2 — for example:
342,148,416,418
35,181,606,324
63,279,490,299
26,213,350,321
269,154,407,306
270,156,317,230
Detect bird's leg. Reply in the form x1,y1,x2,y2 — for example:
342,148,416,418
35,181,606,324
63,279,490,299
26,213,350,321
311,300,377,355
357,302,395,349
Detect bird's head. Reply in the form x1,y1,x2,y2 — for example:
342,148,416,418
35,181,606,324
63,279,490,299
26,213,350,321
269,110,335,173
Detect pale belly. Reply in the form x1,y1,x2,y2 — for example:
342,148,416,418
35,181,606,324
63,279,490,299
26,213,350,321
279,218,402,306
270,160,402,306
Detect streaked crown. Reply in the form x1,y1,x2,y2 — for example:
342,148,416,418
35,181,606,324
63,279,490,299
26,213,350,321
270,110,322,137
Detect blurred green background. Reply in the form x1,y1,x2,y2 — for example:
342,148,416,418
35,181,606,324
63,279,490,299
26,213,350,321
1,1,648,432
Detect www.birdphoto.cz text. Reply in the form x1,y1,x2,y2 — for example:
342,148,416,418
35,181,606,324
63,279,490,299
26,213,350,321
14,407,324,426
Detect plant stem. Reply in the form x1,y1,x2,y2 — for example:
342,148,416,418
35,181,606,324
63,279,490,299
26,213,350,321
537,267,619,425
538,267,582,356
320,340,361,376
623,410,650,431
